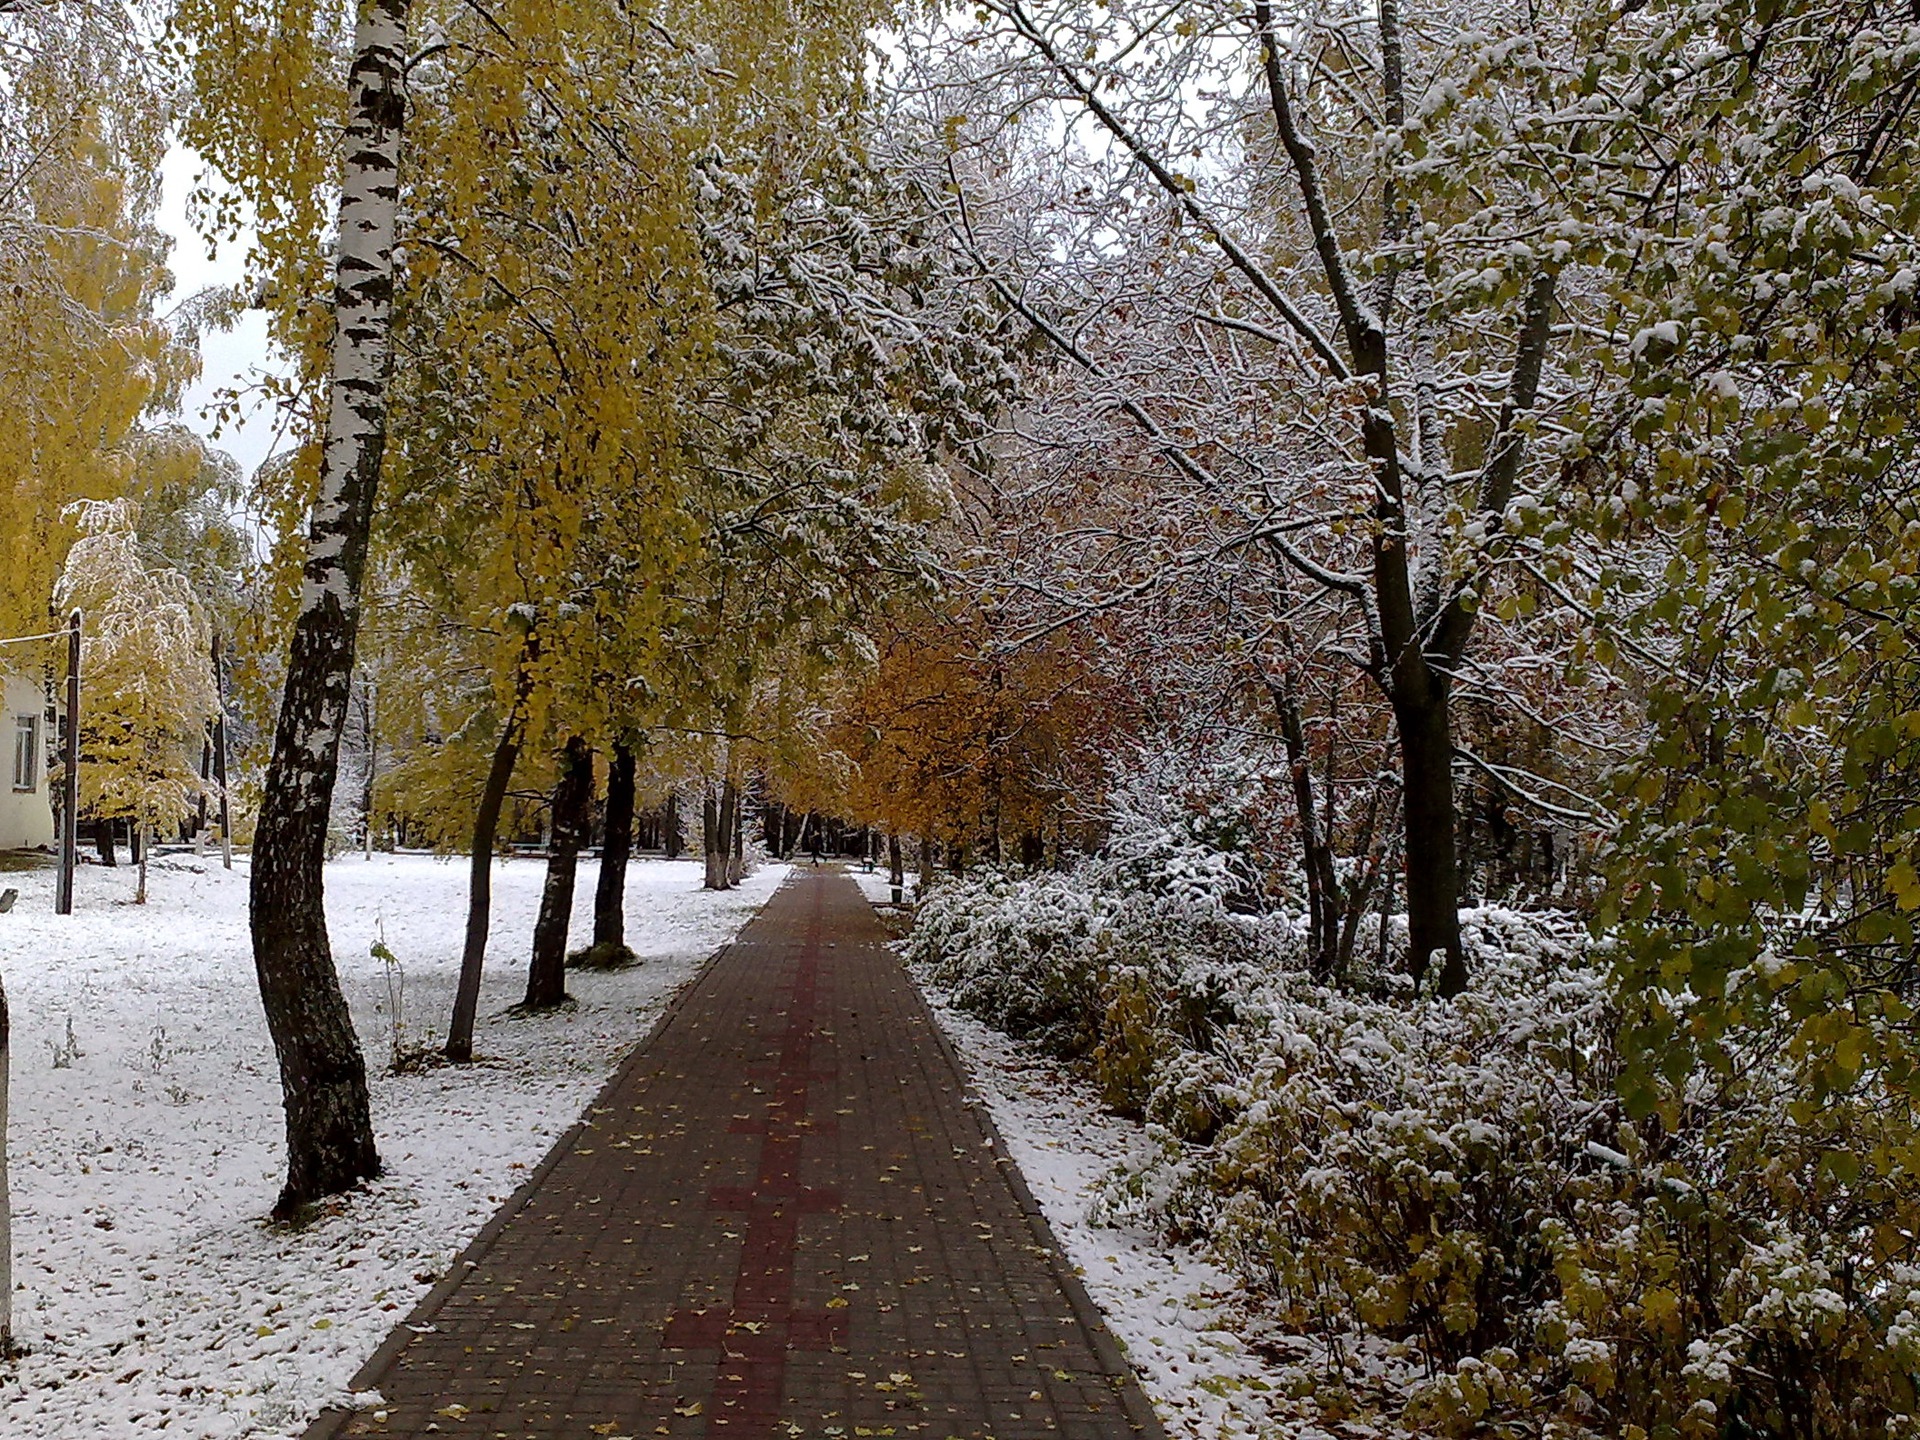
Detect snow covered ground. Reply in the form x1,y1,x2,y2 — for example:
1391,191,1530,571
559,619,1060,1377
0,849,788,1439
874,876,1353,1440
845,863,914,907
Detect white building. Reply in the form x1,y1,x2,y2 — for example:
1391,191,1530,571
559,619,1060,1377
2,670,55,851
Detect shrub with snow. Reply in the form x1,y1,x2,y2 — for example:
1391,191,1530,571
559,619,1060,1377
911,861,1920,1437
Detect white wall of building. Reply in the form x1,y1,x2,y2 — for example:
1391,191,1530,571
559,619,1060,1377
1,671,55,851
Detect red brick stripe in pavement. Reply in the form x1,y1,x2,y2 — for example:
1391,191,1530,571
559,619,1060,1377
305,866,1165,1440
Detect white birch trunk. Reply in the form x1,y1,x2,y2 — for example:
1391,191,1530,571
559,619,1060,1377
247,0,408,1215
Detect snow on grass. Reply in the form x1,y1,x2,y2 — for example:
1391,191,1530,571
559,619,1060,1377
845,863,915,907
0,849,789,1439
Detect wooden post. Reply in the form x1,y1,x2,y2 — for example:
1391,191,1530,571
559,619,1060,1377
56,609,80,915
212,631,233,871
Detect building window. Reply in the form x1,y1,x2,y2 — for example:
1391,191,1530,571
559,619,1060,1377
13,713,38,792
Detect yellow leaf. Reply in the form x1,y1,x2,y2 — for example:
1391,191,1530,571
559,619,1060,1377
1891,860,1920,910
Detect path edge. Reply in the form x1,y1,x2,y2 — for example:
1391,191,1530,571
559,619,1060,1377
896,921,1173,1440
299,929,747,1439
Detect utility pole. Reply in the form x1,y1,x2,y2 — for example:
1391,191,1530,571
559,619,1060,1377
56,610,80,915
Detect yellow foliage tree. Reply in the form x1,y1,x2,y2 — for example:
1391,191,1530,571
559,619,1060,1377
53,500,220,902
0,4,185,641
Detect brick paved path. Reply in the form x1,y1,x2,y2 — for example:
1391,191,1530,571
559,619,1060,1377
306,867,1164,1440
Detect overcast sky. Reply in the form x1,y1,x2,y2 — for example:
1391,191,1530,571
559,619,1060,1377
157,143,286,484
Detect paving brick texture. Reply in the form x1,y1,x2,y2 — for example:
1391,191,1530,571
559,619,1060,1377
304,866,1166,1440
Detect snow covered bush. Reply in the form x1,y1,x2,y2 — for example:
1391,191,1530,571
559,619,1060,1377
912,864,1920,1436
906,859,1284,1115
909,873,1113,1056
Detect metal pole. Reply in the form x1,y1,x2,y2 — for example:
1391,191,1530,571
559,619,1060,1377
55,609,79,915
212,631,232,870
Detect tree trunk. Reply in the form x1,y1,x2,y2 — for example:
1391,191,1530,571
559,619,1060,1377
888,832,904,905
196,731,212,846
1376,834,1399,979
96,818,116,867
1393,676,1467,996
1337,780,1396,983
1264,671,1339,981
525,735,592,1010
213,630,233,870
702,784,723,889
664,790,682,859
445,710,524,1062
361,681,377,859
919,835,934,893
589,741,636,960
246,0,407,1217
722,775,742,886
135,820,148,905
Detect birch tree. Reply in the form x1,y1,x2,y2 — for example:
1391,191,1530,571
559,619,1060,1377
175,0,410,1213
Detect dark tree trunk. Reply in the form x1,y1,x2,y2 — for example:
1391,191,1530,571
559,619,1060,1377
590,741,636,958
525,735,593,1010
95,819,116,867
1376,834,1399,979
1393,676,1467,996
702,784,723,889
664,790,682,859
1336,780,1396,982
728,777,745,885
888,832,904,904
1487,788,1517,899
445,710,524,1061
196,730,212,836
716,776,739,886
1264,671,1340,981
247,0,408,1219
360,682,378,856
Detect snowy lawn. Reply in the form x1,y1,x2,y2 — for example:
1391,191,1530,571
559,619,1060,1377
0,849,789,1439
884,883,1364,1440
